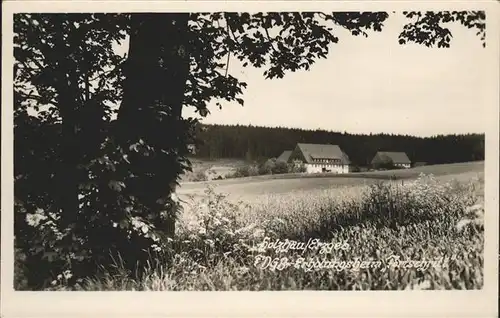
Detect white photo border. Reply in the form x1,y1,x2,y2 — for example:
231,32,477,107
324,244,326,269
2,1,499,317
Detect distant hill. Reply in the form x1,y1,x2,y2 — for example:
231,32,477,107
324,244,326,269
190,123,484,166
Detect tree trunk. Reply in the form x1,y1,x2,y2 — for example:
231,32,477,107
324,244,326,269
59,111,80,228
57,74,83,229
117,13,191,237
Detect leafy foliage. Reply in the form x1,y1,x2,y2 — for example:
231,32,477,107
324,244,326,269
13,11,486,290
399,11,486,48
14,13,135,289
186,11,390,117
224,158,305,179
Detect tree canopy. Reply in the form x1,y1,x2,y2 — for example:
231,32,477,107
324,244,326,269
13,11,486,289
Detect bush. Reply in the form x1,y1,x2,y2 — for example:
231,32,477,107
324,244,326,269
225,159,306,179
271,161,288,174
288,163,306,173
229,164,260,178
248,165,259,176
191,170,208,182
14,138,182,290
232,166,250,178
258,159,275,175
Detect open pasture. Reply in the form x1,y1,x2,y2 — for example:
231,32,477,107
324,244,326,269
178,161,484,204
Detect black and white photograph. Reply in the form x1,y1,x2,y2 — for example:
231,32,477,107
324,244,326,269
2,0,499,317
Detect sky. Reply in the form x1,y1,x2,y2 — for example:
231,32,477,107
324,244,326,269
117,12,489,137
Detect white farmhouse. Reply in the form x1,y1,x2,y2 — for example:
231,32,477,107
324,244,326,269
288,143,350,174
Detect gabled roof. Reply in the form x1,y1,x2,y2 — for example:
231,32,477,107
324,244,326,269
277,150,292,162
340,151,351,165
296,143,350,164
373,151,411,164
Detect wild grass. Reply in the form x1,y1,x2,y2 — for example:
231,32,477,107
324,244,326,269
31,173,484,291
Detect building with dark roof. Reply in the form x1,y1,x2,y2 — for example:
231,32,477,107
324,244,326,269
371,151,411,169
276,150,292,163
288,143,350,174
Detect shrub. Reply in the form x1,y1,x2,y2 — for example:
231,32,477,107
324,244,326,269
288,163,306,173
227,164,260,178
271,161,288,174
231,166,250,178
225,159,306,179
248,165,259,176
258,159,275,175
14,139,182,290
191,170,208,182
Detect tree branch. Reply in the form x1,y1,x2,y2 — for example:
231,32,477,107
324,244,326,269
223,13,239,43
16,90,58,106
260,17,279,53
224,23,231,78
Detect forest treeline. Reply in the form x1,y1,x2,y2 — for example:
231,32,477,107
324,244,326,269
192,124,485,166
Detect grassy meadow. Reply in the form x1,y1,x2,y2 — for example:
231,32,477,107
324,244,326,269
177,161,484,202
48,161,485,291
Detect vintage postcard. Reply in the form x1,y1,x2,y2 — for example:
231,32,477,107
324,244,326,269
1,0,499,317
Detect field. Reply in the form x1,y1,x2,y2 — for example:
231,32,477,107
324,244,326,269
178,161,484,203
65,161,485,291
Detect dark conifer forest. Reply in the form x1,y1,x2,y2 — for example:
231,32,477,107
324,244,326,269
192,123,485,166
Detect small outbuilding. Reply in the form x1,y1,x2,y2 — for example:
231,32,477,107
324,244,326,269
276,150,292,163
371,151,411,169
